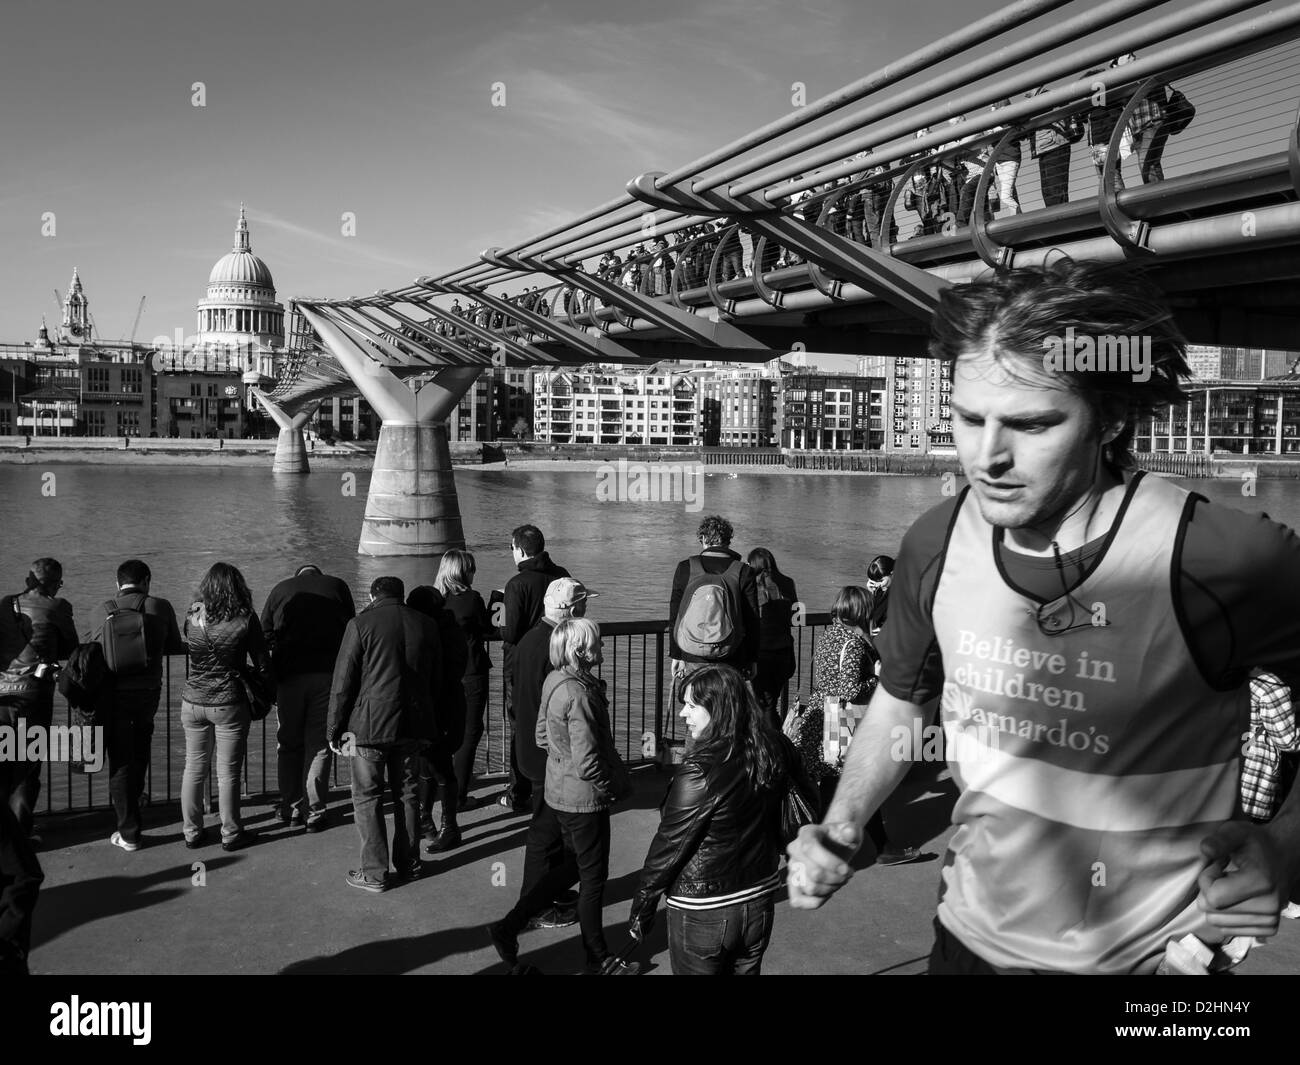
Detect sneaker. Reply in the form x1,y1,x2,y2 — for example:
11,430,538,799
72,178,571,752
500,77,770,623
110,831,140,853
488,920,519,966
1282,902,1300,920
346,870,388,894
184,832,208,850
525,904,579,931
496,793,529,814
304,816,328,834
875,846,923,866
221,832,249,852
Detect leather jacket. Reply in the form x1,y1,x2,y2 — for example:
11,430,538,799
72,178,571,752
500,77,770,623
630,743,795,921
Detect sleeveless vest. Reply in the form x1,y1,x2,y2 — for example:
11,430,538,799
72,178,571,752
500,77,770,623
930,471,1248,973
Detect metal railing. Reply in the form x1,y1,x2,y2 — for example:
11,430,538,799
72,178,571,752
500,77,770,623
34,615,839,816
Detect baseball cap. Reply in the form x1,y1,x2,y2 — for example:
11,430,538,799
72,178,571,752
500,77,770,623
544,578,599,612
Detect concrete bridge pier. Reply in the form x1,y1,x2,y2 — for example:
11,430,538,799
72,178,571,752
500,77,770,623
299,306,481,556
253,391,320,474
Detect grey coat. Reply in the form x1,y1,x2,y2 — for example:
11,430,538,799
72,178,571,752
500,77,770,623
536,665,630,813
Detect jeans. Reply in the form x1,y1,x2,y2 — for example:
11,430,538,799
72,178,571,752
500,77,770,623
1121,123,1168,184
0,767,42,971
667,896,775,975
505,808,611,965
181,699,250,843
107,687,160,844
1038,145,1072,206
275,673,332,822
518,791,574,900
993,159,1021,215
502,662,531,806
452,673,489,803
350,741,420,881
5,687,53,837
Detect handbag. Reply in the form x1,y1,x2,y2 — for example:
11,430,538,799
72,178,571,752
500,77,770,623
1162,87,1195,136
821,639,873,767
233,668,274,722
779,770,820,844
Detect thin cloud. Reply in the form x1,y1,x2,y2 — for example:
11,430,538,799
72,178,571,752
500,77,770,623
251,209,431,275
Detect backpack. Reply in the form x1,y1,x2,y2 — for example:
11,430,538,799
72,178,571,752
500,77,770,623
102,595,150,676
673,557,746,660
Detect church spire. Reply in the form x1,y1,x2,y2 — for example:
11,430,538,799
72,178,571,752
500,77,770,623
233,202,251,253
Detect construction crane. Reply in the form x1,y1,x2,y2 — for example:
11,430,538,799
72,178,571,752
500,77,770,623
127,296,146,345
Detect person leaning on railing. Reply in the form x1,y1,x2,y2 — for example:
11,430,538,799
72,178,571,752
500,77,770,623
1028,87,1085,208
0,559,77,843
180,562,273,852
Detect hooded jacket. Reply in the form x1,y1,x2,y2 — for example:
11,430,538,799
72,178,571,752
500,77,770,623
536,665,629,813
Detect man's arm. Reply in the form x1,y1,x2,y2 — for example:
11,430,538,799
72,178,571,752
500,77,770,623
787,688,928,908
161,601,184,656
499,578,528,646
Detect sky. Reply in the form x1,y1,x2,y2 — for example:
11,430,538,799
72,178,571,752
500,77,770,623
1,0,1295,344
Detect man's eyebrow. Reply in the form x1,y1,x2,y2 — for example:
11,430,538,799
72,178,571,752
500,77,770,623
950,402,1067,423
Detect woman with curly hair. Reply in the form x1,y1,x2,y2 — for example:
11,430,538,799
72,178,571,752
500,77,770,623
181,562,272,851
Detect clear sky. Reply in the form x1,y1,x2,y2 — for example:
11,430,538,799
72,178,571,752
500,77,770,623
1,0,1293,344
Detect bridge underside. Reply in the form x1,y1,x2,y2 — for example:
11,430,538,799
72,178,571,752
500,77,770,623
258,0,1300,554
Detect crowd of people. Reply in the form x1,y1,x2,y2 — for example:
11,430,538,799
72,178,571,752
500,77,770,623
8,256,1300,977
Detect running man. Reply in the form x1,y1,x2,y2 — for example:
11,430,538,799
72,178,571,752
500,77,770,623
788,260,1300,974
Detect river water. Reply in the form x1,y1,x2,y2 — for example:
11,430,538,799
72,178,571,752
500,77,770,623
0,464,1292,629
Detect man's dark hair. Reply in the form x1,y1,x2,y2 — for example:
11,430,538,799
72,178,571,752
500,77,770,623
371,576,405,601
929,259,1189,469
511,524,545,557
697,515,734,548
117,559,151,588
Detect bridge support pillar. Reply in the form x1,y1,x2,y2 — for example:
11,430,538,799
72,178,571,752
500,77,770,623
299,305,482,556
253,391,319,475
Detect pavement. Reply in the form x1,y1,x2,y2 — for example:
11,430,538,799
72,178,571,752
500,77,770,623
27,761,1300,976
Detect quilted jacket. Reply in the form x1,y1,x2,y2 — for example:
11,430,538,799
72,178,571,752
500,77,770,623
182,603,273,707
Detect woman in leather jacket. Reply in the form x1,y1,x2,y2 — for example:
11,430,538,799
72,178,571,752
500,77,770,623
181,563,271,851
628,664,806,974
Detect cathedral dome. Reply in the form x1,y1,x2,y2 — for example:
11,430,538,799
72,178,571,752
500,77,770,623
207,204,275,292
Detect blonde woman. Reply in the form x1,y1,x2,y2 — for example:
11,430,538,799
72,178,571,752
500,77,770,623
488,617,636,975
435,549,493,809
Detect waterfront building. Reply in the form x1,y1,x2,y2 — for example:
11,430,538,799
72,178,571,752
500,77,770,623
533,365,699,445
883,357,953,453
1136,378,1300,455
314,395,380,442
781,373,886,450
1184,345,1296,382
698,366,778,447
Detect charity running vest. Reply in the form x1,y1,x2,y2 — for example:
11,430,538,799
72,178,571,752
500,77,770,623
930,471,1248,974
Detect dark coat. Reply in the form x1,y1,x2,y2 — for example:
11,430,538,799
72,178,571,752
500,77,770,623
327,596,442,747
259,571,356,679
511,617,555,783
182,605,273,707
500,553,569,651
1,591,76,670
668,548,761,665
443,588,493,677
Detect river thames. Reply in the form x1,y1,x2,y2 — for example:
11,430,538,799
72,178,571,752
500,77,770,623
0,464,1292,627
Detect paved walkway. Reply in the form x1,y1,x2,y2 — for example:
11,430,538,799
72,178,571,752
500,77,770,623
27,763,1300,975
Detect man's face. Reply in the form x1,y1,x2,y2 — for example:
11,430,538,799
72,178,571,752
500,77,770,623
950,348,1105,531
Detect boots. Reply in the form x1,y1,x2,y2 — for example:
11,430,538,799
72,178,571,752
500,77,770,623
425,785,462,852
